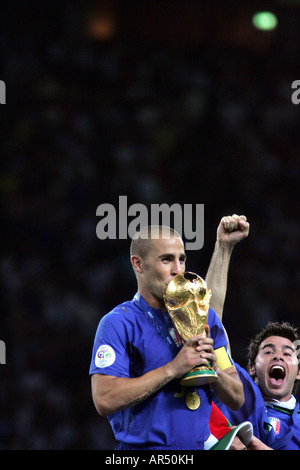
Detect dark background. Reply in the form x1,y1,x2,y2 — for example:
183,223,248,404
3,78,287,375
1,0,300,449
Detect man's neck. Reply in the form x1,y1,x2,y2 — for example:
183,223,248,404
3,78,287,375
264,395,296,410
138,289,166,311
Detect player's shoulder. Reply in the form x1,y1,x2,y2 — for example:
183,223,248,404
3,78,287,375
101,298,140,325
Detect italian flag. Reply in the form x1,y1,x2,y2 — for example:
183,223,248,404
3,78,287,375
206,402,253,450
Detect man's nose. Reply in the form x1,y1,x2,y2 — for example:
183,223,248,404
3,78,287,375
273,350,284,361
171,260,185,275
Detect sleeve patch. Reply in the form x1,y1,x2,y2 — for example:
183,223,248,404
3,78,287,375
95,344,116,368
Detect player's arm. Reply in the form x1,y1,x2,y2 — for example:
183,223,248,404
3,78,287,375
91,335,212,416
91,368,171,417
198,327,244,411
205,214,249,322
211,364,244,411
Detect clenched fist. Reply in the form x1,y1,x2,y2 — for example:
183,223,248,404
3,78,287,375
217,214,249,247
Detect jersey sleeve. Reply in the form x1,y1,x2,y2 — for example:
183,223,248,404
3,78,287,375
89,310,130,378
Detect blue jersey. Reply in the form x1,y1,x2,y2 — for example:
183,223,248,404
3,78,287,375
218,363,300,450
89,293,229,450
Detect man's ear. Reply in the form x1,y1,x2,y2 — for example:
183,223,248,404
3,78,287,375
131,255,143,273
248,364,256,379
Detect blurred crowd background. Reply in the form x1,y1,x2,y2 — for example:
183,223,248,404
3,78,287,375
1,0,300,449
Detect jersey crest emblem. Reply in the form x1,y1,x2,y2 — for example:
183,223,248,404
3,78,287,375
268,417,281,434
95,344,116,368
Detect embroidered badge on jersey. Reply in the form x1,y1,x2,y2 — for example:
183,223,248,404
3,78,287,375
268,417,281,434
95,344,116,368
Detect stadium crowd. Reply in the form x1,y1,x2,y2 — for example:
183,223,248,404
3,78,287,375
1,1,300,449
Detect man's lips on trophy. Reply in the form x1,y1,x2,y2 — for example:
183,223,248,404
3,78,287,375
268,364,286,386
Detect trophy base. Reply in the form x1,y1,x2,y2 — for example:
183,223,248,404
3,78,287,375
180,367,218,386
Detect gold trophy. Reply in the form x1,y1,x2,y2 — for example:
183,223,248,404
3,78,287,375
164,272,218,386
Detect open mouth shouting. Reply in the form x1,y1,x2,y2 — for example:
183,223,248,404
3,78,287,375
268,364,286,387
254,336,300,401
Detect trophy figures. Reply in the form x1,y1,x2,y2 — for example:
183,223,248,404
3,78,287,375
164,272,218,386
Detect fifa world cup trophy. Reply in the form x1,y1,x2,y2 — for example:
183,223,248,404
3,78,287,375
164,272,218,386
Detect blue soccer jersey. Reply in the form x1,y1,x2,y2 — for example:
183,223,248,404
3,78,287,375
89,293,230,449
219,363,300,450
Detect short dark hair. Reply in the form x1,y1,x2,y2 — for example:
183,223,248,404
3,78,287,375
247,321,300,393
130,225,181,259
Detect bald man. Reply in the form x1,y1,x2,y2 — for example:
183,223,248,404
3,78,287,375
90,222,245,450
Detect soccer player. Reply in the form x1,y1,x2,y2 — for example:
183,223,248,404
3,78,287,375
206,215,300,449
218,322,300,450
90,222,245,450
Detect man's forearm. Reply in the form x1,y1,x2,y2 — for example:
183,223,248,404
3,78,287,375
92,335,209,416
205,241,233,321
92,364,175,417
211,368,244,411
